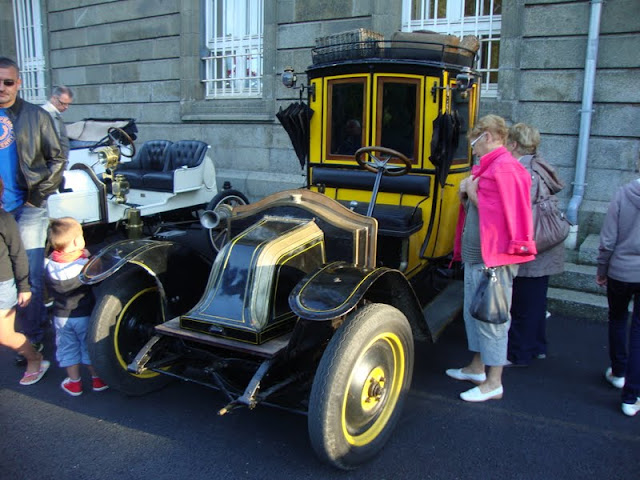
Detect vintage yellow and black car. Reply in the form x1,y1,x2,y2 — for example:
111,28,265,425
83,30,481,470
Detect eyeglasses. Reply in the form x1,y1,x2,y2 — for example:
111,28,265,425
1,79,17,87
471,132,487,147
55,96,71,107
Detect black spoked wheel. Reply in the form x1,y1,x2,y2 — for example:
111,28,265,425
88,268,172,396
206,189,249,253
308,303,414,470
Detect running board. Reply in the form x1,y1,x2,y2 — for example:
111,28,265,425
423,279,463,342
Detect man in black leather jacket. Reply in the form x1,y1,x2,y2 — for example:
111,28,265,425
0,56,65,354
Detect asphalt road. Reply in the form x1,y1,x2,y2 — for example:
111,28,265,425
1,307,638,480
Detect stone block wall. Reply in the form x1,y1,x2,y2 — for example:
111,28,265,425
46,0,183,120
0,0,17,56
32,0,640,230
40,0,406,202
493,0,640,242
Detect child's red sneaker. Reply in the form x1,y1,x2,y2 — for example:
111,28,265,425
61,377,83,396
92,376,109,392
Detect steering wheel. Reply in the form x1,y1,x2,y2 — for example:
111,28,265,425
354,146,412,177
107,127,136,158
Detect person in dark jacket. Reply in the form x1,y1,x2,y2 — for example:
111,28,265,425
506,123,566,366
0,57,66,356
0,177,51,385
45,217,108,396
596,178,640,417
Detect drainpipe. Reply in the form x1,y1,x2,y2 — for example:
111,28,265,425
565,0,603,249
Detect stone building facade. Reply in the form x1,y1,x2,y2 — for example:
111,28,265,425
2,0,639,244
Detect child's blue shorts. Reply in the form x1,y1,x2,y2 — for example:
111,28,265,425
54,316,92,368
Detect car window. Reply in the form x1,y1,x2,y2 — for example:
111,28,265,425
327,78,366,158
376,77,420,163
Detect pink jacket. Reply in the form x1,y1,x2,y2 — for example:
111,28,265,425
453,146,536,267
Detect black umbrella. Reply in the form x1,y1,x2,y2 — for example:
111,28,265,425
421,111,462,259
277,102,314,169
429,111,461,187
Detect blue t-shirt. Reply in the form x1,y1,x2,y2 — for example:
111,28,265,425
0,108,25,211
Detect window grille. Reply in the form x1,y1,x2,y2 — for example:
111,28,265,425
402,0,501,96
12,0,46,103
203,0,264,99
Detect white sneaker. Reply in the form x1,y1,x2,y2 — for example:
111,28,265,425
605,367,625,389
621,398,640,417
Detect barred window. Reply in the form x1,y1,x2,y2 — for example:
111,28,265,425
402,0,501,96
12,0,46,103
203,0,264,99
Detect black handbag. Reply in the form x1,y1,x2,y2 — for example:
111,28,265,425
470,267,511,324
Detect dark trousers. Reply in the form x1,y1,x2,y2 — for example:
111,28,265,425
508,275,549,365
606,277,640,404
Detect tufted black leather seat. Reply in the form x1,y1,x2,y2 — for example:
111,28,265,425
167,141,208,169
311,167,429,237
141,140,209,191
118,140,172,189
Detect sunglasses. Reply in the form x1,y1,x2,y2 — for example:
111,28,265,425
1,79,17,87
471,132,487,147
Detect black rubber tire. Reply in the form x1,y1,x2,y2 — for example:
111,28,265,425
308,303,414,470
206,189,249,253
87,267,172,396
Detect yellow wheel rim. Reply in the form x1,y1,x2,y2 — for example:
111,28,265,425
341,332,405,446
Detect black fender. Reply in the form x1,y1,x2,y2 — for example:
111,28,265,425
81,239,212,321
289,261,429,340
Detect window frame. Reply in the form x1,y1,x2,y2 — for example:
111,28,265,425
202,0,264,99
401,0,502,97
180,0,275,123
12,0,47,103
373,76,423,165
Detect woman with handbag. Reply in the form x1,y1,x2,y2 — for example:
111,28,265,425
446,115,536,402
506,123,567,366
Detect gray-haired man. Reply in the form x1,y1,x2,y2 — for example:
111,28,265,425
42,85,74,159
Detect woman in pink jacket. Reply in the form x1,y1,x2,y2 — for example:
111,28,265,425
446,115,536,402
